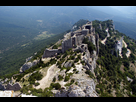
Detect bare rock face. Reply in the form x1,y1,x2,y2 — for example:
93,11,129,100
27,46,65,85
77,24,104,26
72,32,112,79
55,79,98,97
68,85,86,97
0,84,5,90
55,88,68,97
77,79,98,97
20,59,39,73
55,85,86,97
6,82,22,91
85,86,98,97
64,60,73,68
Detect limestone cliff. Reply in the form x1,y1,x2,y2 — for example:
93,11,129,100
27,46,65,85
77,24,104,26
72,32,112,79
20,59,39,73
55,79,98,97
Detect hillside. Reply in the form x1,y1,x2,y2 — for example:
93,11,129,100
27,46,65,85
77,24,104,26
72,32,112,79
1,19,136,97
0,6,113,76
1,6,136,77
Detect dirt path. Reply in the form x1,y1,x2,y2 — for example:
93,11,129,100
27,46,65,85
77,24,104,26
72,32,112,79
122,40,131,57
119,50,123,58
101,37,107,45
123,40,127,48
126,49,131,58
101,28,110,45
35,64,59,90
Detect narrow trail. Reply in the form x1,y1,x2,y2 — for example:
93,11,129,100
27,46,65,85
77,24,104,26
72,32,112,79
35,64,57,90
101,28,110,45
122,40,131,58
101,37,107,45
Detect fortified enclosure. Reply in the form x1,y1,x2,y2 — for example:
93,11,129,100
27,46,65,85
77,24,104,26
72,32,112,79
42,21,99,73
43,21,99,58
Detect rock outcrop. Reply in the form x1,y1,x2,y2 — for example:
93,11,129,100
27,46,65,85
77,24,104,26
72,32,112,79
0,84,5,90
64,60,73,68
6,82,22,91
20,59,39,73
77,79,98,97
55,79,98,97
55,85,85,97
68,85,86,97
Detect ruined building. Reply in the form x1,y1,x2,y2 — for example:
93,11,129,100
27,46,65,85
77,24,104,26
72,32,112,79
43,21,99,57
42,21,99,72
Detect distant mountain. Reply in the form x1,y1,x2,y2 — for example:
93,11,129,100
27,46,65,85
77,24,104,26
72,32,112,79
87,6,126,18
110,6,136,19
113,21,136,40
1,6,136,76
0,6,113,51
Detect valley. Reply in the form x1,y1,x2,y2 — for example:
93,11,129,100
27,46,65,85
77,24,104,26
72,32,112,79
1,20,136,97
33,31,55,41
1,6,136,77
1,6,136,97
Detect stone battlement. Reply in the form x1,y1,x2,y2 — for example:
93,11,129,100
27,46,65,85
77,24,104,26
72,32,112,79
43,21,98,58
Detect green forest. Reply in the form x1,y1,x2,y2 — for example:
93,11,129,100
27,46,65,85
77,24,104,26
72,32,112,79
92,20,136,97
0,29,70,76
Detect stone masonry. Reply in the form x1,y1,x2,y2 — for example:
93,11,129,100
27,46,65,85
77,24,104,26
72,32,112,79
42,21,99,70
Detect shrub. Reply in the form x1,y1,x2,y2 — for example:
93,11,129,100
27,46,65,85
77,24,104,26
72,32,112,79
71,79,75,83
74,58,79,63
83,52,85,56
28,71,43,84
34,82,40,86
73,68,77,72
58,75,63,81
42,88,53,97
65,67,71,73
75,82,78,85
64,76,70,82
77,54,81,59
50,83,61,90
53,77,56,82
96,89,101,94
65,80,74,86
96,60,101,65
85,70,94,78
75,71,79,74
52,45,58,49
81,60,85,65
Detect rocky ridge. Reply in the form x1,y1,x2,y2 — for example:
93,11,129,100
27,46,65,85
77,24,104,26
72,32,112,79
2,19,135,97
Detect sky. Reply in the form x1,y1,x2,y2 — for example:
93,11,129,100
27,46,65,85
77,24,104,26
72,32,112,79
110,6,136,14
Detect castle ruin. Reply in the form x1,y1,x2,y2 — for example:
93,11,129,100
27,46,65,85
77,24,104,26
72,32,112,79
42,21,99,58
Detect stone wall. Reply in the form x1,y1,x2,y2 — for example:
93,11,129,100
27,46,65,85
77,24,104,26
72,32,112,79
76,35,84,45
43,49,62,58
81,29,89,36
62,38,72,53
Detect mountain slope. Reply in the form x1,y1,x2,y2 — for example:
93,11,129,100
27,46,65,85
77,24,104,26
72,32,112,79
114,21,136,40
0,6,114,76
1,6,136,79
1,20,136,97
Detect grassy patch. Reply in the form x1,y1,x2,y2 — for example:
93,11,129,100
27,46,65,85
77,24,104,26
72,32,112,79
34,31,55,40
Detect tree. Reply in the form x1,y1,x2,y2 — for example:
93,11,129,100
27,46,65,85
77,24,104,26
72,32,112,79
50,83,61,90
64,76,70,82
